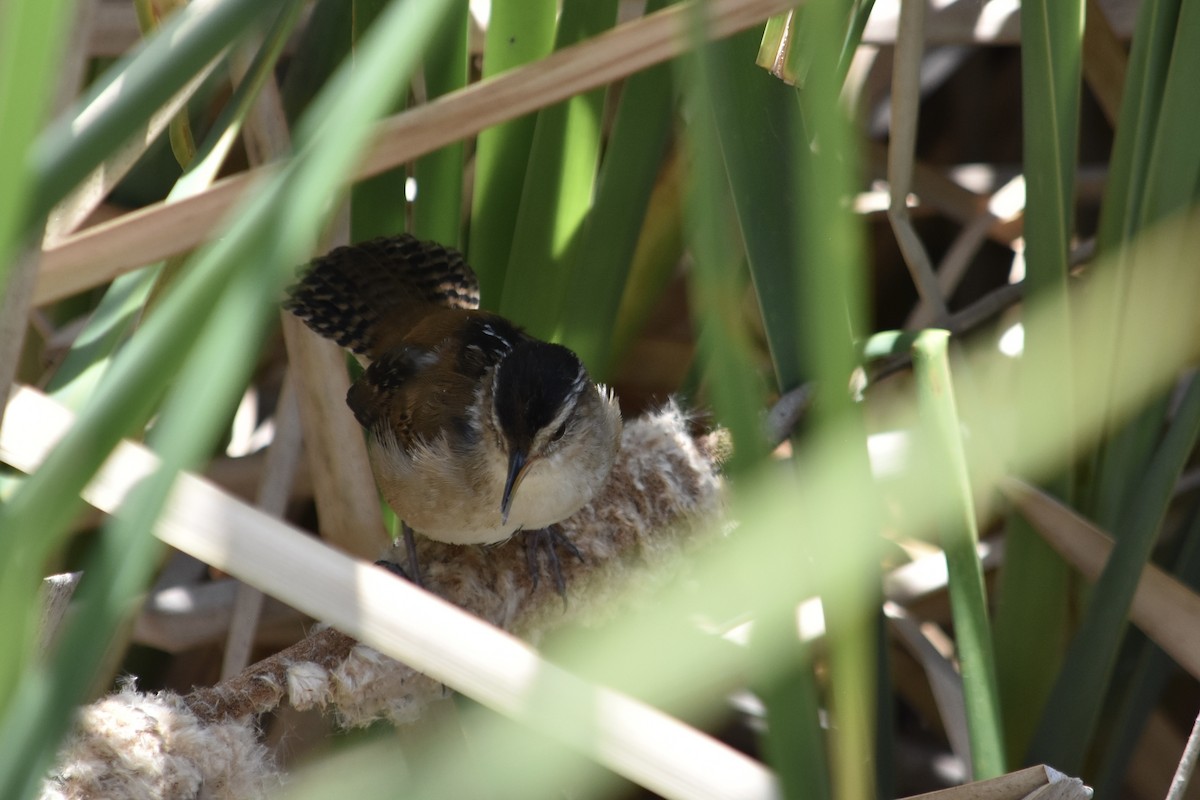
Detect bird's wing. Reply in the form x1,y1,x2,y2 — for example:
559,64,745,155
346,311,526,448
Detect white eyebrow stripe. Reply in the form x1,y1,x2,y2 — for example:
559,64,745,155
569,368,588,398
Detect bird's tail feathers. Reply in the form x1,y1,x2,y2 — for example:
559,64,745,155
285,235,480,358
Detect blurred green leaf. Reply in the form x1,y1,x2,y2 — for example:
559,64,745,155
466,0,557,302
29,0,278,228
787,0,877,794
48,0,306,406
993,0,1083,762
1095,498,1200,799
557,0,676,373
133,0,200,171
350,0,408,242
606,147,686,377
499,0,618,338
412,0,470,248
754,618,832,800
705,25,832,797
0,0,73,280
708,27,803,393
679,10,769,478
280,0,353,122
1030,374,1200,772
835,0,876,84
1089,0,1200,533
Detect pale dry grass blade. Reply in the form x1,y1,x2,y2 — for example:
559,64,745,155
250,374,302,514
40,0,105,241
45,60,221,242
886,602,973,769
50,0,98,113
897,765,1090,799
1166,706,1200,800
907,175,1025,329
0,246,41,406
37,572,80,657
883,540,1004,614
235,46,386,562
35,169,259,305
1001,478,1200,682
230,32,291,168
866,142,1026,246
361,0,795,178
34,0,797,306
135,579,304,653
89,0,140,57
1081,0,1128,125
221,372,303,679
280,314,388,560
863,0,1137,46
0,6,102,433
887,0,949,324
1127,712,1199,800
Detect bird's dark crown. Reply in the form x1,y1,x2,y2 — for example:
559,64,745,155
493,341,586,447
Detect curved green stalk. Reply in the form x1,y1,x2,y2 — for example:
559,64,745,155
913,329,1006,778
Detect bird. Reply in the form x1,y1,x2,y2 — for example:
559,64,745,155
284,234,622,593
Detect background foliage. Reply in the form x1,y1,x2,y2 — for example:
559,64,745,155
1,0,1198,797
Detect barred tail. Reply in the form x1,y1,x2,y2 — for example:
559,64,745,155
284,235,480,358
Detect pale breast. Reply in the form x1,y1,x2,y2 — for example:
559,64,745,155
498,446,599,532
367,435,602,546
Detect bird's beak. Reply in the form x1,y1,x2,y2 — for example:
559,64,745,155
500,449,530,524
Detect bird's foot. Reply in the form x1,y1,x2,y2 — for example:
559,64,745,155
374,559,411,580
524,525,584,600
375,523,424,586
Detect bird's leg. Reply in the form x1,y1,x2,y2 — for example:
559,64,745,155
402,523,424,586
524,524,584,599
374,522,425,586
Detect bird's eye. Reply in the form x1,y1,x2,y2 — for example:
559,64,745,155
550,422,568,442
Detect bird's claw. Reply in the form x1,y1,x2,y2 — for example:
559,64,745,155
376,523,425,587
524,525,584,601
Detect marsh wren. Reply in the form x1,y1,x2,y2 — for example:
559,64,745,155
285,235,622,592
